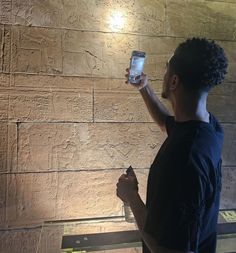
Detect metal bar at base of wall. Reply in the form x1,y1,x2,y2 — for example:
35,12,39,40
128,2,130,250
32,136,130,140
60,209,236,252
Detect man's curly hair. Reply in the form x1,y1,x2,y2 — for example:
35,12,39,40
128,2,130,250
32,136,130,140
169,38,228,92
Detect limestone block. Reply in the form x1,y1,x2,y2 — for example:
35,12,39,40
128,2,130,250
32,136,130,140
11,26,63,74
10,25,223,81
0,124,8,172
0,94,8,121
94,91,153,122
62,219,137,235
94,78,173,123
0,73,10,87
63,30,184,79
7,123,17,172
12,0,165,35
56,170,124,220
208,83,236,122
0,0,12,24
166,0,236,41
17,123,165,172
0,26,3,73
6,169,148,226
222,124,236,166
0,175,6,227
6,172,58,226
94,78,163,93
63,30,138,78
0,25,11,73
218,41,236,82
0,229,41,253
0,123,17,173
13,73,93,90
37,225,64,253
9,89,93,122
206,0,236,2
221,167,236,209
0,221,140,253
139,36,183,79
94,91,172,123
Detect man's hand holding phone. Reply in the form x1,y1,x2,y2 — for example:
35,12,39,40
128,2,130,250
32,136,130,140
126,50,148,90
125,68,148,90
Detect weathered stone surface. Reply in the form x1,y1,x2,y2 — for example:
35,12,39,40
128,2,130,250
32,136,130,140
6,169,148,226
139,36,183,80
222,124,236,166
94,90,172,122
208,83,236,122
0,26,11,73
94,78,163,93
94,91,153,122
17,123,165,172
94,78,173,122
8,89,93,122
0,124,8,172
63,30,138,78
0,73,10,86
13,73,93,90
166,0,236,41
221,167,236,209
0,220,140,253
218,41,236,82
0,26,3,73
11,26,63,74
0,123,17,173
0,175,6,227
6,172,58,226
206,0,236,2
56,170,141,220
12,0,165,35
0,0,12,24
7,123,17,172
0,94,8,121
11,26,187,79
62,218,137,235
0,229,41,253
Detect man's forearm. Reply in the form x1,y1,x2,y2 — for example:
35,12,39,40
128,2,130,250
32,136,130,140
140,84,171,131
129,193,160,253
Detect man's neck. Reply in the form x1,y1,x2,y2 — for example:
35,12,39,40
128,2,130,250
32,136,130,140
171,93,209,123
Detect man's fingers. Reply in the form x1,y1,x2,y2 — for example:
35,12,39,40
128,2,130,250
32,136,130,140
118,174,128,182
135,75,141,80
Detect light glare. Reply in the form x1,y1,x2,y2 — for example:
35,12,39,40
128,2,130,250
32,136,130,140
109,11,125,31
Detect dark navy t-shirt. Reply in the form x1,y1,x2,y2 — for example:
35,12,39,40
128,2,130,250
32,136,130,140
143,113,223,253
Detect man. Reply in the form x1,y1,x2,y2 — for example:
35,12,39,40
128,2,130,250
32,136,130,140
116,38,228,253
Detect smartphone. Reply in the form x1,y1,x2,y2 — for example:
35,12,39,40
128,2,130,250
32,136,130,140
129,51,146,84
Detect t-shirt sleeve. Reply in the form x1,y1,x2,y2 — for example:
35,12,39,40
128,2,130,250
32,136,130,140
145,157,207,252
165,116,175,136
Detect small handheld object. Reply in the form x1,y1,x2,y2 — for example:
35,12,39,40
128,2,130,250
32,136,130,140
126,166,138,191
126,166,133,176
129,51,146,84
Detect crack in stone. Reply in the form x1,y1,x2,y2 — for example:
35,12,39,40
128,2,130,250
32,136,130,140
84,50,106,63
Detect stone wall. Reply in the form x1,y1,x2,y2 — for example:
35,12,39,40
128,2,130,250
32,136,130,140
0,0,235,252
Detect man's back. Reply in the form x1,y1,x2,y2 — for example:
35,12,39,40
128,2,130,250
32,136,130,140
143,113,223,253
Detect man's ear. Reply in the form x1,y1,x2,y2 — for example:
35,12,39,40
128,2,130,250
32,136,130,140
169,74,180,91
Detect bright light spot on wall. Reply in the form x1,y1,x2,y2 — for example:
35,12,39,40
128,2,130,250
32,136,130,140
109,10,125,31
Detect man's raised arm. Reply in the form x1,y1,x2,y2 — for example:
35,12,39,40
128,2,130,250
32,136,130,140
139,80,171,132
126,69,171,132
